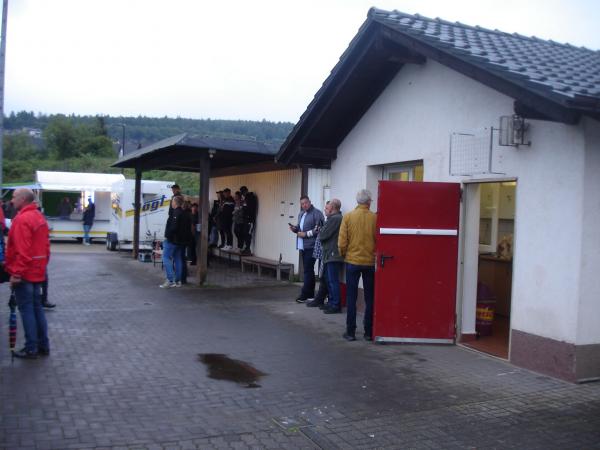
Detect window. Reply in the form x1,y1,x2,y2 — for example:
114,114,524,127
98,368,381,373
383,162,424,181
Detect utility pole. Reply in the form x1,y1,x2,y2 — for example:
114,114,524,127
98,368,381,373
0,0,9,189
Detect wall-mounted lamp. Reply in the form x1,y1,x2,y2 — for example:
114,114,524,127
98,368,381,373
208,149,216,159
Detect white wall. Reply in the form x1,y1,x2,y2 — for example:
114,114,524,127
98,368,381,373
307,168,331,213
329,59,590,344
577,117,600,344
210,169,301,269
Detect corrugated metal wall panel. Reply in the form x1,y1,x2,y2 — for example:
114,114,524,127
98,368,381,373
307,168,331,212
209,169,302,270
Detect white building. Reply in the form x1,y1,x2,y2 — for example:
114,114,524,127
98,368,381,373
277,9,600,382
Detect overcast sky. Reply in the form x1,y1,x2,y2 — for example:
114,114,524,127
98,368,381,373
4,0,600,123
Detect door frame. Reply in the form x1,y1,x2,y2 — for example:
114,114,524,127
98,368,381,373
456,176,517,348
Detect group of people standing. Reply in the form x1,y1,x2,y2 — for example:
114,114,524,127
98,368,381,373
210,186,257,255
159,184,257,287
290,189,376,342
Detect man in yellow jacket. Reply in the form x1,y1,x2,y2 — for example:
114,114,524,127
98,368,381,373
338,189,377,341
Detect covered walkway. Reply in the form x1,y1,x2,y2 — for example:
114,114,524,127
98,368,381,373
112,133,284,285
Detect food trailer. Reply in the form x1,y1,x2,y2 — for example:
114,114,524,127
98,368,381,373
36,171,125,242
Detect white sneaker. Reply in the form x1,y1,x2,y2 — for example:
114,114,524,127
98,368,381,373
159,280,174,288
174,281,182,287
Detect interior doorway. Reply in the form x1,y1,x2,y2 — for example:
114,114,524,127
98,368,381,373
462,181,516,359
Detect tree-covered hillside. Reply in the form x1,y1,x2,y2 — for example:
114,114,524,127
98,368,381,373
3,111,294,194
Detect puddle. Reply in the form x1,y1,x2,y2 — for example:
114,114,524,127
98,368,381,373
199,353,267,388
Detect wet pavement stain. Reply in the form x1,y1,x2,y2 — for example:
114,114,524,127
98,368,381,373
199,353,267,388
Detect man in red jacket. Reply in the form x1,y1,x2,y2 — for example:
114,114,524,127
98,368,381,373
6,188,51,359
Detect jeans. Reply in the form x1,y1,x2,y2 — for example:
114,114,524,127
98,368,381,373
162,240,183,282
325,261,342,309
83,224,92,243
300,249,316,299
14,281,49,353
345,263,375,336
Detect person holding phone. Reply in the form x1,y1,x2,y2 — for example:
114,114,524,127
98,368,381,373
289,195,324,303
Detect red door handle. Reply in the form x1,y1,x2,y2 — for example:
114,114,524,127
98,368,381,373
380,254,394,268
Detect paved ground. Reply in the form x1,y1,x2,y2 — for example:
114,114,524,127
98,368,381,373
1,243,599,450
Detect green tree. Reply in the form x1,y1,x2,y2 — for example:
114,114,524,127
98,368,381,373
44,116,79,158
3,132,39,160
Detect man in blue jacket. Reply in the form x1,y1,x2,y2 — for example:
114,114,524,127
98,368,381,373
289,195,324,303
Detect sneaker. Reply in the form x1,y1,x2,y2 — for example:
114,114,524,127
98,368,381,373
38,348,50,356
13,348,38,359
174,281,182,287
42,301,56,309
159,280,175,288
295,296,308,303
323,306,342,314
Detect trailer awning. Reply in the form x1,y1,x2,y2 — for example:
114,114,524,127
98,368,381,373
35,171,125,192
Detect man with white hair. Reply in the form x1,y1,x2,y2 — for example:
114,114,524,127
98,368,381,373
317,198,344,313
338,189,377,341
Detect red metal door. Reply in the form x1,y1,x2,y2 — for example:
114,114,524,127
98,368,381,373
374,181,460,344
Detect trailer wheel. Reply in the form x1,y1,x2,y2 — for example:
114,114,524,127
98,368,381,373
106,232,118,251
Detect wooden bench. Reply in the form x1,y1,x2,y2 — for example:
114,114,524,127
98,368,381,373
214,247,243,266
241,256,294,281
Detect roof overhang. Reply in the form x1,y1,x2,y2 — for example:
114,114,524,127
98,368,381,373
113,133,286,176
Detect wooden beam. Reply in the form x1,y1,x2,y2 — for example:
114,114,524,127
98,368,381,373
133,168,142,259
198,154,210,285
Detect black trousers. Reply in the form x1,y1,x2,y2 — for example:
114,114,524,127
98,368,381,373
234,223,248,249
219,222,233,246
243,222,255,250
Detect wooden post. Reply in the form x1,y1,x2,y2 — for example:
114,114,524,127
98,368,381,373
198,153,210,285
298,165,309,276
133,168,142,259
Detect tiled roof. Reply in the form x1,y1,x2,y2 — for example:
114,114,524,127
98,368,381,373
276,8,600,165
370,8,600,106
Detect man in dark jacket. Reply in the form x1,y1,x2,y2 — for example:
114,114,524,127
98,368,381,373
289,195,324,302
160,196,192,288
82,199,95,245
6,188,51,359
317,199,344,313
240,186,257,255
